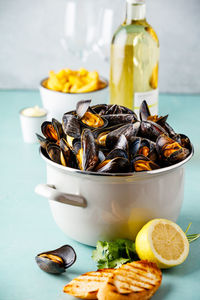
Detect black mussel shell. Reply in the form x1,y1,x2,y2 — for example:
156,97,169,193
156,134,190,164
98,150,106,162
60,138,74,167
35,245,76,274
52,118,64,140
76,100,108,130
41,121,59,141
46,143,61,164
36,133,49,150
114,134,128,151
139,100,151,121
132,155,160,172
105,148,128,160
76,99,92,119
156,117,177,139
80,111,108,130
93,124,123,147
139,120,168,142
103,104,136,115
103,114,137,127
62,114,81,138
91,104,109,115
179,134,192,151
71,139,82,170
82,129,99,171
129,137,156,160
106,122,140,149
96,157,130,173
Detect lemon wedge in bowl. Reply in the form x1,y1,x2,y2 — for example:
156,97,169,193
135,219,189,269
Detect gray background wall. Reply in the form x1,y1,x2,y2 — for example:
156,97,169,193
0,0,200,93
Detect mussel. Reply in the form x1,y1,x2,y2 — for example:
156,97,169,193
46,143,61,164
72,129,99,171
139,120,168,142
101,104,136,115
103,113,137,127
81,129,99,171
60,138,76,168
156,134,190,164
76,100,108,129
36,133,50,150
106,122,141,149
37,99,192,174
132,155,160,172
96,157,130,173
35,245,76,274
41,119,63,142
62,114,81,139
129,137,156,161
140,100,177,139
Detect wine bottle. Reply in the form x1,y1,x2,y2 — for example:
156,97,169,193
109,0,159,116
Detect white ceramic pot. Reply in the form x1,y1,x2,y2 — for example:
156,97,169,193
35,148,193,247
39,77,109,121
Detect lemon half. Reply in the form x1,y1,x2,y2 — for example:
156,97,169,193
135,219,189,269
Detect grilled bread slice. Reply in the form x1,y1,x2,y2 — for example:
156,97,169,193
63,268,114,299
97,260,162,300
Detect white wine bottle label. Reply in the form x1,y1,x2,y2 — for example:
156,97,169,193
133,89,159,117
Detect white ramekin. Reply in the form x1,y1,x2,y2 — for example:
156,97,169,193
19,108,47,143
35,147,193,246
39,77,109,121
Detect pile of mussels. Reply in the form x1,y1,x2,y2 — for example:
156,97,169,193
37,100,192,173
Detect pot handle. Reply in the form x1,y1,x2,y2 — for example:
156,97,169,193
35,184,87,208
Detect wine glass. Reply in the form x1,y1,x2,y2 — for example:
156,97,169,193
61,0,100,61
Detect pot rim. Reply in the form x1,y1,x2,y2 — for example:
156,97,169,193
40,145,194,178
39,76,108,95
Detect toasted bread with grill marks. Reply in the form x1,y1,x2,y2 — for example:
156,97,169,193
63,268,114,299
97,261,162,300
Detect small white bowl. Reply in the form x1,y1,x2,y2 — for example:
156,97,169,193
19,107,47,143
39,77,109,121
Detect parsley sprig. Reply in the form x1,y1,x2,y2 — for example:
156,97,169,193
185,223,200,243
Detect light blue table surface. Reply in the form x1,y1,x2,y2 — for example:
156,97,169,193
1,91,200,300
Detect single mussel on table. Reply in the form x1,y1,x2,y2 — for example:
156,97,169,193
35,245,76,274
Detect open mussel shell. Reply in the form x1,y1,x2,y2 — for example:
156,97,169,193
106,122,140,149
179,134,192,151
62,114,81,138
81,129,99,171
132,155,160,172
129,137,156,160
36,133,50,150
139,100,151,121
139,120,168,142
105,148,128,160
76,99,108,130
52,118,64,140
60,138,75,168
96,157,130,173
41,121,59,142
80,111,108,130
91,104,109,115
46,143,61,164
102,104,136,115
93,124,123,147
103,113,137,127
76,99,92,119
156,134,190,164
35,245,76,274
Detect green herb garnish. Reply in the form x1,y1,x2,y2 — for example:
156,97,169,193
185,222,200,244
92,239,137,269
